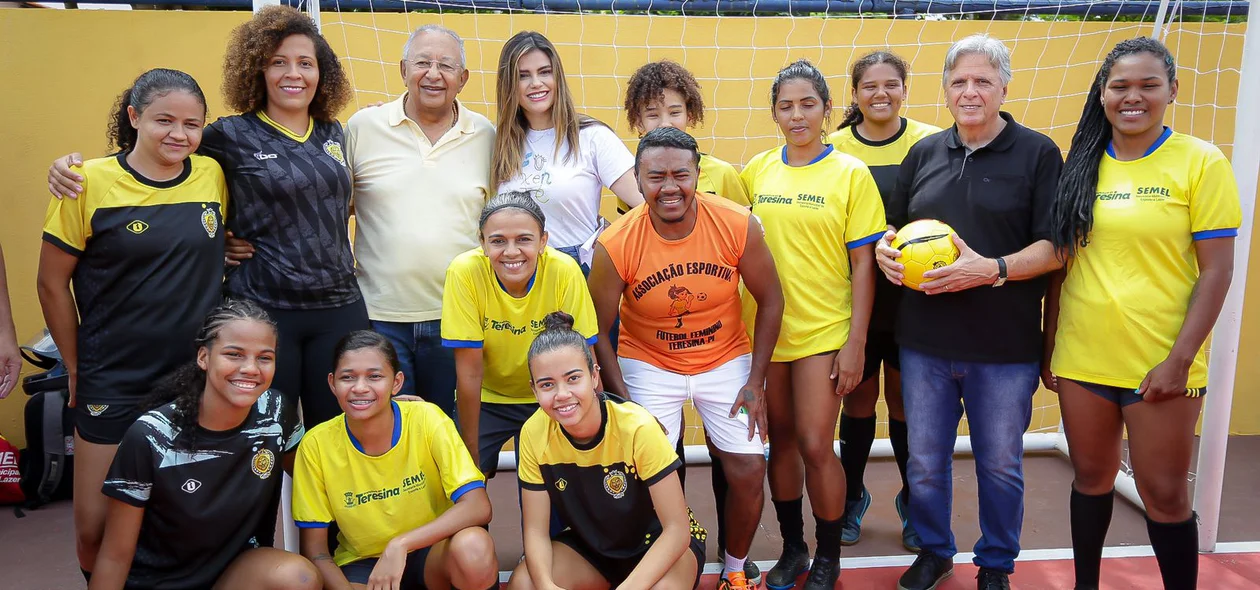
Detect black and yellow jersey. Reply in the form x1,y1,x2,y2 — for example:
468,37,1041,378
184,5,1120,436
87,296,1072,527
202,112,359,310
829,118,941,334
42,153,228,404
517,395,704,560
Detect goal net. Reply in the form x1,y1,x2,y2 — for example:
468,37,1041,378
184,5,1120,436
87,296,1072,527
309,0,1251,551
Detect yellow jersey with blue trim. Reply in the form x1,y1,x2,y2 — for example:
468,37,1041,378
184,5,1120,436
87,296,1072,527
440,246,598,404
739,145,888,362
518,395,703,560
1051,129,1242,390
41,153,228,404
698,153,751,207
829,118,941,334
292,400,486,567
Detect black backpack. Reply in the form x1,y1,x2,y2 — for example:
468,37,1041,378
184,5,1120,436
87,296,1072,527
16,331,74,511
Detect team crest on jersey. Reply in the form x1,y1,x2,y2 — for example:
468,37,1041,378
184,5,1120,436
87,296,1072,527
126,221,149,235
344,491,356,508
251,449,275,479
86,404,109,417
201,206,219,238
603,469,627,499
555,478,567,492
323,139,346,166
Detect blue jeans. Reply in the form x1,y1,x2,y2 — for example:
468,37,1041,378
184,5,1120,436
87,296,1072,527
371,319,456,418
900,347,1038,573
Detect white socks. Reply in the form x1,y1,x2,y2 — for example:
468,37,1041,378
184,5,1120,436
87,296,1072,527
724,551,747,577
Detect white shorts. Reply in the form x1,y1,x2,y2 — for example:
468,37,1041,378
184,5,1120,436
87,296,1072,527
619,353,763,455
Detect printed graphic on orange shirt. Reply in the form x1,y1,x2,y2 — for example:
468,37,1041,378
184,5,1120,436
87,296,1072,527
666,285,708,328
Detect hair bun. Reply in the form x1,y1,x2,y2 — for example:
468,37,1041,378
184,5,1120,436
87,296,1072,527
542,311,576,332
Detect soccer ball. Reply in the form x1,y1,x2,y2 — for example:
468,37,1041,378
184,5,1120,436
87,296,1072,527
891,219,959,292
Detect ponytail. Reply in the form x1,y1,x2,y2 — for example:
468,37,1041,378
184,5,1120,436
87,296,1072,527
527,311,595,377
836,102,863,131
107,68,208,153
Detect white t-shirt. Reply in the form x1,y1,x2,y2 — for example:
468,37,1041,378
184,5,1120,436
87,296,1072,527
496,122,634,251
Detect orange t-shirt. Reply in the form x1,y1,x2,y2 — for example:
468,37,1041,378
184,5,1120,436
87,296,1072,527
599,193,752,375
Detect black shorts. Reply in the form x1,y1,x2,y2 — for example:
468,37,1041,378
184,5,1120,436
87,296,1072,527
1065,378,1208,408
554,528,705,589
478,402,541,477
74,402,145,445
341,546,432,589
861,330,900,383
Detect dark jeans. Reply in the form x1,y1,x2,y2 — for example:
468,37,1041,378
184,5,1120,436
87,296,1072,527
900,346,1038,573
372,319,457,419
265,298,371,429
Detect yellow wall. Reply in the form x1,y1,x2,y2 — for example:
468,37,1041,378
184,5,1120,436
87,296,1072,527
0,9,1254,447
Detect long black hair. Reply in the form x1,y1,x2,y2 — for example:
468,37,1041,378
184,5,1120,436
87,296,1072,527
836,50,910,131
1051,37,1177,257
144,299,276,449
527,311,595,379
108,68,208,153
332,330,403,376
771,59,832,133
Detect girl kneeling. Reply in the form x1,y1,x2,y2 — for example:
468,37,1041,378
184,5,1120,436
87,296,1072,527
507,312,705,590
294,331,497,590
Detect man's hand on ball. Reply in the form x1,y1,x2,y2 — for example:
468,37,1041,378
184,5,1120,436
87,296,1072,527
875,228,904,285
919,234,998,295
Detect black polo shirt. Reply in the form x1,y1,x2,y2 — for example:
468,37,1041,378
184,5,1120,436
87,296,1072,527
887,111,1062,363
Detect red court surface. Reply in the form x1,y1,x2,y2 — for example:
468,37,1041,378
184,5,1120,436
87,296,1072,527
694,551,1260,589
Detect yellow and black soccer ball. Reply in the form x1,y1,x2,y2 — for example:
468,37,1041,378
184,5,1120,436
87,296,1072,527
891,219,959,291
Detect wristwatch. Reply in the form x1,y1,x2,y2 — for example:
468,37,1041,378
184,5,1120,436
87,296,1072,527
993,257,1008,287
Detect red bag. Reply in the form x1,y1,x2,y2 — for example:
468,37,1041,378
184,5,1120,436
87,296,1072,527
0,433,24,505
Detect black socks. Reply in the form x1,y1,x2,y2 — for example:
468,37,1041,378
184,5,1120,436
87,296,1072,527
815,512,844,560
889,417,911,500
1148,513,1199,590
774,496,806,549
1070,487,1114,588
839,414,877,502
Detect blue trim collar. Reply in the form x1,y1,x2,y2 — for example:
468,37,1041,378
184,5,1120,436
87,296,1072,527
496,270,538,297
345,400,402,454
1106,126,1172,159
781,144,834,167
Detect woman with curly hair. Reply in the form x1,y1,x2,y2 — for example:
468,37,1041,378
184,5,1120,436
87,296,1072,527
623,60,749,208
90,300,319,590
48,5,365,431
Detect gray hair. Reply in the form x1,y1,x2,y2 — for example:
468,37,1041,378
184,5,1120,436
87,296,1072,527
943,34,1013,86
402,24,467,68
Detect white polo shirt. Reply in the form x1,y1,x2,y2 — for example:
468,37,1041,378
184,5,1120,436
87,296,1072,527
346,95,496,322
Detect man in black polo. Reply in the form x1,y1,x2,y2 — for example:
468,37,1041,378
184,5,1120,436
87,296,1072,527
875,34,1063,590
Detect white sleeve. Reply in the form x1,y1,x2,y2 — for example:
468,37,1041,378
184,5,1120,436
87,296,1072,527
586,124,635,189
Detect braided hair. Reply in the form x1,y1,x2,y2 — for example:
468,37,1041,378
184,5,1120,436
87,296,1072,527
144,299,277,449
836,51,910,131
1051,37,1177,257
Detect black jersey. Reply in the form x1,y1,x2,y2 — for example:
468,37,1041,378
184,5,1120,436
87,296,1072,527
202,112,359,310
102,389,303,590
518,395,704,560
41,154,228,405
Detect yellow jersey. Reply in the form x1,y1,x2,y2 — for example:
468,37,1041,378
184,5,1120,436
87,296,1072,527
1051,130,1242,389
698,153,751,207
292,401,485,566
441,246,598,404
740,145,887,362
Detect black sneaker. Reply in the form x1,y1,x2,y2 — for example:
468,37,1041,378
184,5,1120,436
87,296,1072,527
896,552,954,590
976,568,1010,590
801,555,840,590
765,542,811,590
